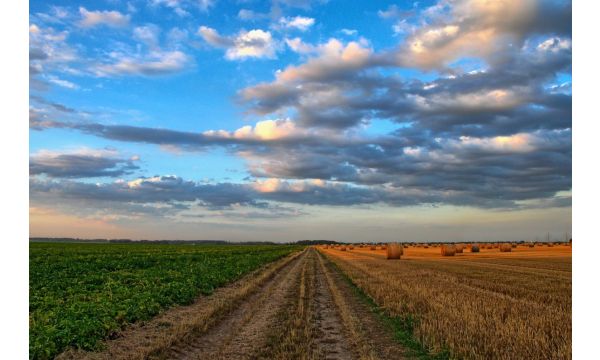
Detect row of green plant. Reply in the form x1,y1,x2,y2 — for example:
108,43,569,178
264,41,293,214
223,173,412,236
30,242,300,360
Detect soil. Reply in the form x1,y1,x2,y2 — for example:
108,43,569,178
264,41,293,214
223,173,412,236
60,248,407,360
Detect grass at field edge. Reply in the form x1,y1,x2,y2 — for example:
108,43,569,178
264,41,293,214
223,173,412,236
325,258,451,360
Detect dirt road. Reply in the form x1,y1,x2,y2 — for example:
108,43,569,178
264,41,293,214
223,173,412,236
63,248,406,360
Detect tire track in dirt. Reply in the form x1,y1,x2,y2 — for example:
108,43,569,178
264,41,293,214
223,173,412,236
159,249,309,360
261,247,356,360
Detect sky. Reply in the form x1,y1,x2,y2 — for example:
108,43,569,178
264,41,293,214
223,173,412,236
29,0,572,242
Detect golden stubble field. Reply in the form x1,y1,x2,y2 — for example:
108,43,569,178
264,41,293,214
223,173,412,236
319,244,572,360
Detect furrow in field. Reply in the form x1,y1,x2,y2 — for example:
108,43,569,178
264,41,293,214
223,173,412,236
158,249,308,360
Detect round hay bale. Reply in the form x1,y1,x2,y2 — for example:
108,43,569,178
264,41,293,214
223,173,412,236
348,245,354,250
340,246,347,251
455,244,464,253
370,245,376,250
528,242,535,247
471,244,480,253
499,243,512,252
387,243,402,259
441,244,456,256
423,244,429,248
511,243,517,248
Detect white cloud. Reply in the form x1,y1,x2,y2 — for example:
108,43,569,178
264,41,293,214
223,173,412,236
278,16,315,31
95,50,190,76
227,30,276,60
396,0,541,69
78,7,130,28
198,26,277,60
197,26,233,47
378,4,402,19
149,0,214,15
203,119,303,141
238,9,268,21
275,38,373,82
285,37,315,54
537,37,571,53
133,25,161,47
46,75,79,89
340,29,357,36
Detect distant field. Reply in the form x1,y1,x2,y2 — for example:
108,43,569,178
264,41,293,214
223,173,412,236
29,242,300,360
319,244,572,360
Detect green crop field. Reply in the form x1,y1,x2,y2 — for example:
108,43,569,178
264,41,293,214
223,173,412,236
29,242,300,360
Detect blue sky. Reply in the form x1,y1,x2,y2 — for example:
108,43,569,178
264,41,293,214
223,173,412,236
29,0,572,241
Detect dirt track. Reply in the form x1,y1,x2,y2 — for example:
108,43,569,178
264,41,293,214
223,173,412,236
62,248,406,360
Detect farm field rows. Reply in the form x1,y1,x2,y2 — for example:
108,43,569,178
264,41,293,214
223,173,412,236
30,242,572,360
319,244,572,360
29,242,300,360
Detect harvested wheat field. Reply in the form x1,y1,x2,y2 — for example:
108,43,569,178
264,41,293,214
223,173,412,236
319,244,572,360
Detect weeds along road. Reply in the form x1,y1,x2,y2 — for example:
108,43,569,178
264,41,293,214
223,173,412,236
61,247,406,360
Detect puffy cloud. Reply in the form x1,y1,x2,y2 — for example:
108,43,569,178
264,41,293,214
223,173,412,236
29,0,571,215
30,148,140,178
204,119,303,141
78,7,130,28
394,0,571,70
224,30,277,60
278,16,315,31
198,26,277,60
278,39,372,82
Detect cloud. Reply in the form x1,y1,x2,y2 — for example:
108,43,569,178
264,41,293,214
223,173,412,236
30,175,258,211
30,148,140,178
198,26,277,60
29,24,79,89
377,4,406,19
133,25,161,48
197,26,234,47
204,119,304,141
340,29,357,36
31,111,572,210
94,50,190,76
29,0,571,216
46,75,78,89
197,0,215,12
238,9,269,21
149,0,214,16
78,7,130,28
278,16,315,31
393,0,571,70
